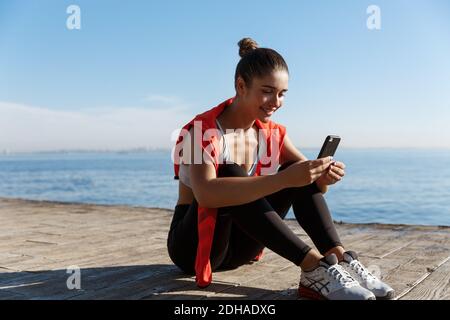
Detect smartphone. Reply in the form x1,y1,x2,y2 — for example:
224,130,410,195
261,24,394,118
317,135,341,159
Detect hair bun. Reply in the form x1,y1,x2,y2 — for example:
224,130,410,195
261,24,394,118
238,37,259,58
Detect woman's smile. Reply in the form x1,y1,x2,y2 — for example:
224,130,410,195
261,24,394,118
260,106,277,117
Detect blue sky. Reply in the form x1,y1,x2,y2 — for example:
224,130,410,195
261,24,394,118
1,0,449,151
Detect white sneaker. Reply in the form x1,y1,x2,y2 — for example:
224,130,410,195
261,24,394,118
298,254,376,300
340,251,395,300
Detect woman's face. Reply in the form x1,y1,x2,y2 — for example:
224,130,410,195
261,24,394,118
239,69,289,123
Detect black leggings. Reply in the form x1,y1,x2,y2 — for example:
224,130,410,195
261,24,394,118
167,161,343,275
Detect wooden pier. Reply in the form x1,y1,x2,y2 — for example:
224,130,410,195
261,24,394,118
0,197,449,300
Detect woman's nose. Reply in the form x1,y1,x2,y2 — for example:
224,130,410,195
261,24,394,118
272,94,283,108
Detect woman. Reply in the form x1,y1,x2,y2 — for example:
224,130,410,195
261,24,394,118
168,38,394,300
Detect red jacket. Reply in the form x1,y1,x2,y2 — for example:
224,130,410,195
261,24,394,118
173,97,286,287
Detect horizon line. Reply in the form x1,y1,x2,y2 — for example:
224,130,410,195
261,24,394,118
1,146,450,155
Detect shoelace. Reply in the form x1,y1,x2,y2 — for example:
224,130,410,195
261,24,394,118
327,264,358,287
349,260,377,281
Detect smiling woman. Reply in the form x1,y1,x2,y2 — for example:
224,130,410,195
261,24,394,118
167,37,394,300
233,37,289,124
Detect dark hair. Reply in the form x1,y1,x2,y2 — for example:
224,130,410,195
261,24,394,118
234,37,289,89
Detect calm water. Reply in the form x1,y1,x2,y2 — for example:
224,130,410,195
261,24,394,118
0,149,449,226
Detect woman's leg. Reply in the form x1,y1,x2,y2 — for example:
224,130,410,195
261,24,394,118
265,160,344,258
167,174,318,274
167,161,342,274
219,161,345,269
167,200,236,274
290,181,344,256
167,202,198,274
216,163,313,270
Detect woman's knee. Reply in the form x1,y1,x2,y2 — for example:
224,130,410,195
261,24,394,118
277,161,321,196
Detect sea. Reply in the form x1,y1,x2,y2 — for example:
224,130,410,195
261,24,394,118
0,149,449,226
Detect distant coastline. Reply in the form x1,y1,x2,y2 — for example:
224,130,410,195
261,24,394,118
1,146,450,156
0,147,171,156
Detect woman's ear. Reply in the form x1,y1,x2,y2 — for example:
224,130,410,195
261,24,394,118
235,76,248,97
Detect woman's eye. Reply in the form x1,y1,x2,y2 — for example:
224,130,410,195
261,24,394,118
262,89,286,98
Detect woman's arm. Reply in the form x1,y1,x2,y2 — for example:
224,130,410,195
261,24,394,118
190,163,287,208
188,130,332,208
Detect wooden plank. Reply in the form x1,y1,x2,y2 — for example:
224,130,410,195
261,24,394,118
142,279,238,300
70,267,195,300
1,198,449,300
1,272,83,300
400,258,450,300
354,242,449,299
372,251,449,299
210,262,289,286
2,264,183,300
208,265,300,300
0,289,27,300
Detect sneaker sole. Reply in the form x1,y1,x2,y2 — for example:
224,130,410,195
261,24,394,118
300,285,377,300
298,285,327,300
376,290,396,300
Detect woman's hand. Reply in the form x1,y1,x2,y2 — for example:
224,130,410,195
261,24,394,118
279,157,334,188
316,160,346,190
